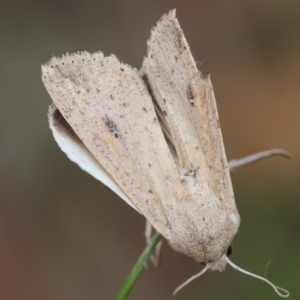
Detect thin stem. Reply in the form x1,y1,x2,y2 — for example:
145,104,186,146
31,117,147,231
115,232,162,300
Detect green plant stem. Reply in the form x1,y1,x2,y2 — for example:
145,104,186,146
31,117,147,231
115,232,162,300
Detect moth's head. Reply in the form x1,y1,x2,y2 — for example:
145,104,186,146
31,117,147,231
173,246,232,295
173,243,289,298
205,245,232,272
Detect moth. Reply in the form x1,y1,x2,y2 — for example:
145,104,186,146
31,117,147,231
42,10,289,297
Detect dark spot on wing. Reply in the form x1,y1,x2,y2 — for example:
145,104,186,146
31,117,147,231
174,27,183,48
184,167,198,178
141,74,155,101
187,84,195,106
104,115,119,138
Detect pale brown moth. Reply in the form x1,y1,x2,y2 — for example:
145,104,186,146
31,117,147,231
42,10,289,297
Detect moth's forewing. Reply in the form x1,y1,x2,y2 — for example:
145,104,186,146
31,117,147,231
141,10,240,264
42,52,183,240
142,10,237,213
201,77,237,212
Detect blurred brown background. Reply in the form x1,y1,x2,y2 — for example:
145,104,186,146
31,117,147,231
0,0,299,299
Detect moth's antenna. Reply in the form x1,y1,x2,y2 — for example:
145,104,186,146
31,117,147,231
226,257,289,298
173,265,208,295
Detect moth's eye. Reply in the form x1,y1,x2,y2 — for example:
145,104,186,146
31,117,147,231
226,245,233,257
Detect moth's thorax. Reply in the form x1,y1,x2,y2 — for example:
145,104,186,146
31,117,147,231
166,184,240,267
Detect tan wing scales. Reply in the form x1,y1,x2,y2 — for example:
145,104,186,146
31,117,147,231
42,51,184,238
142,10,236,211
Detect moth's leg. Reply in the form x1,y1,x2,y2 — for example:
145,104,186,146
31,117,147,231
228,149,291,171
144,220,163,267
144,219,153,245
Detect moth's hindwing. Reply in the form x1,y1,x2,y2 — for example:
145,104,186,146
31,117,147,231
48,104,136,210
